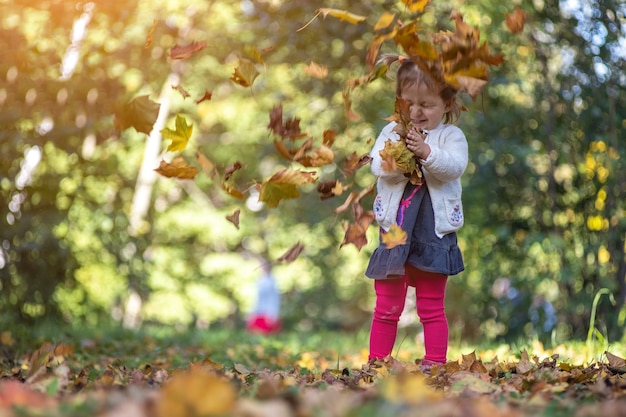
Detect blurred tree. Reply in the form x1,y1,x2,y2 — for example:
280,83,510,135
1,0,624,346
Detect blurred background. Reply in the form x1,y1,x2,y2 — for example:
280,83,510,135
1,0,624,349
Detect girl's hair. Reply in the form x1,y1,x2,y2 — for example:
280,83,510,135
379,54,461,124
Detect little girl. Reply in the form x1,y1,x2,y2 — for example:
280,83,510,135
366,55,468,371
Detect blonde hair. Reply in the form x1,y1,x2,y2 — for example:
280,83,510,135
379,54,461,125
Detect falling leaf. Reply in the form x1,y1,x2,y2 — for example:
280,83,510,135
226,209,240,229
195,90,213,104
277,242,305,263
318,8,366,24
381,224,407,249
155,157,199,180
298,145,334,167
322,129,336,147
344,152,372,175
303,62,328,79
224,161,243,182
222,162,245,199
231,58,259,87
342,88,361,122
267,104,307,140
506,6,527,34
161,114,193,153
402,0,431,14
145,19,157,48
114,95,160,134
340,207,375,250
196,151,217,177
171,84,190,100
258,169,317,208
170,41,206,60
374,12,396,31
317,180,346,200
221,182,245,200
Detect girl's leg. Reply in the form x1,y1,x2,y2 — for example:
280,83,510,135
369,277,408,360
407,265,448,364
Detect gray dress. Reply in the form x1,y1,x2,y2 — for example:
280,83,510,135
365,181,464,279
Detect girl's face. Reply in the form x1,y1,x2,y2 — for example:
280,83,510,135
400,82,452,131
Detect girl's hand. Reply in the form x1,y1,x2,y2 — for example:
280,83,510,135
406,128,431,160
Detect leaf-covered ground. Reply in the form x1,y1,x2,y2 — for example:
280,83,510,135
1,327,626,417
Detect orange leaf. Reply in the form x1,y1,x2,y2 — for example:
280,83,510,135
155,157,199,180
145,19,157,48
196,151,217,177
506,6,527,34
277,242,305,263
230,58,259,87
381,224,407,249
170,41,206,60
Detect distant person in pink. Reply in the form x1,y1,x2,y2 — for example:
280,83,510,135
246,262,281,334
366,55,468,372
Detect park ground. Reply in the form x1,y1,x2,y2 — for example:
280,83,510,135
1,323,626,416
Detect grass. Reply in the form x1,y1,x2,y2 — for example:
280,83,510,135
5,320,625,375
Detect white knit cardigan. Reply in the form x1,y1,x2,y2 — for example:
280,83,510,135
370,122,468,238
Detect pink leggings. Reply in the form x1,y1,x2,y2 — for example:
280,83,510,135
369,265,448,363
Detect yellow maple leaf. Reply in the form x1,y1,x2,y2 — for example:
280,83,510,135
161,114,192,153
258,169,317,208
381,224,407,249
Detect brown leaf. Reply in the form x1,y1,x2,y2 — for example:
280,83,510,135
195,90,212,104
171,84,190,99
195,151,217,177
506,6,527,34
226,209,240,229
170,41,206,60
155,157,199,180
303,61,328,79
277,242,305,263
344,152,372,175
340,209,375,251
605,351,626,367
